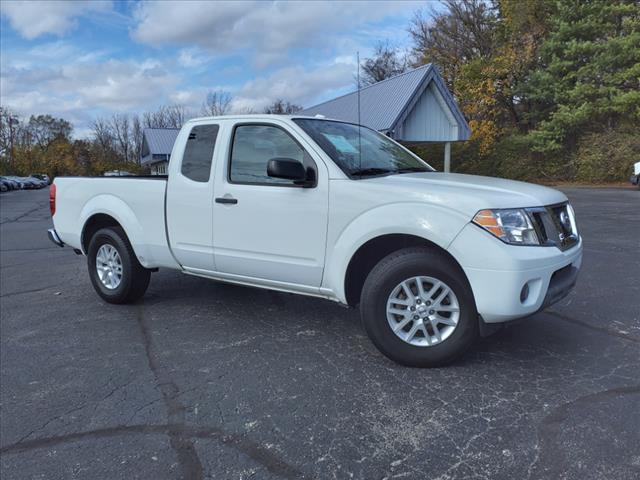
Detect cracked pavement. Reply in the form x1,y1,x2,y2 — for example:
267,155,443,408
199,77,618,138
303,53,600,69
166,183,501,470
1,187,639,479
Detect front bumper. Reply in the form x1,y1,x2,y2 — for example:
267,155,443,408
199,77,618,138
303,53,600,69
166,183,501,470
448,223,583,323
540,264,579,310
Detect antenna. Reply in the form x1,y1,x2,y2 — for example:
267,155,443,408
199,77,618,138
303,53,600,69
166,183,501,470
357,51,362,172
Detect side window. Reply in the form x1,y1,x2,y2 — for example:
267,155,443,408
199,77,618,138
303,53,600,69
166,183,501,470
181,124,219,182
229,125,312,185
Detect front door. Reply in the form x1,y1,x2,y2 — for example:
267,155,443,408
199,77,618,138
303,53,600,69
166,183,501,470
212,122,328,287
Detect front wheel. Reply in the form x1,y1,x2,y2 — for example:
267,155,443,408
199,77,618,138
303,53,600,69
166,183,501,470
360,247,478,367
87,227,151,304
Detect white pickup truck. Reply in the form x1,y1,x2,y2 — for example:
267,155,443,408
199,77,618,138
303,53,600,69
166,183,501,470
49,115,582,366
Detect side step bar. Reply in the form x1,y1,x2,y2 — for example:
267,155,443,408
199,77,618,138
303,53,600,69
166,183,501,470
47,228,65,247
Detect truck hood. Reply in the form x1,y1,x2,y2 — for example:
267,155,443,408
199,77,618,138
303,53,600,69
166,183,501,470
364,172,568,217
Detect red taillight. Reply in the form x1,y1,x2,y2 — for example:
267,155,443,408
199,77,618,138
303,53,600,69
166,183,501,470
49,184,56,216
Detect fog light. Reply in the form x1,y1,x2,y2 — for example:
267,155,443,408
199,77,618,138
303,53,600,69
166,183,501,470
520,283,530,303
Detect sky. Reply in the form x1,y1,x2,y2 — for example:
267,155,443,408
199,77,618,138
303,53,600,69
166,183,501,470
0,0,432,138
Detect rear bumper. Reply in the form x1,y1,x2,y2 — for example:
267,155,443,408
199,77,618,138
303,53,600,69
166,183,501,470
448,223,583,323
47,228,65,247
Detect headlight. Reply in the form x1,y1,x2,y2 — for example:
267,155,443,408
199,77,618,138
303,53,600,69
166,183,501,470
473,209,540,245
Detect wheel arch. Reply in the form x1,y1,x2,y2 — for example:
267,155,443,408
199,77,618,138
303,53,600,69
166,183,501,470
81,213,127,253
343,233,472,308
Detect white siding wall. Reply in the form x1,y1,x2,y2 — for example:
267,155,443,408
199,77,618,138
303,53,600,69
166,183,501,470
400,83,458,142
150,161,168,175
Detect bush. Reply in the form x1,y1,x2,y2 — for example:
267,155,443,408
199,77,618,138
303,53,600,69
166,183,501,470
406,137,538,180
572,127,639,183
406,126,637,184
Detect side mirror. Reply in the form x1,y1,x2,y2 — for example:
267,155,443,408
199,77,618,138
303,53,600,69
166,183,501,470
267,158,311,185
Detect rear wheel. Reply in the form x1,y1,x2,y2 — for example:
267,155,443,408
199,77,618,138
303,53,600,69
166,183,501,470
87,227,150,304
360,247,478,367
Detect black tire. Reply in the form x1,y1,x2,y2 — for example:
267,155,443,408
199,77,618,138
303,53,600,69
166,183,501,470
87,227,151,304
360,247,478,367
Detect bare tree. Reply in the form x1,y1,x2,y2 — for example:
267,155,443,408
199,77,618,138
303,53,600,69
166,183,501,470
408,0,497,89
26,114,72,150
263,99,302,114
89,104,194,166
165,104,189,128
92,114,143,164
360,40,409,86
91,117,114,152
131,115,143,165
201,90,232,116
143,105,191,129
0,107,22,166
110,114,132,163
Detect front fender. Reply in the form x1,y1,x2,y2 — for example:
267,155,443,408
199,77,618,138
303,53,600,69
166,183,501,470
322,202,470,303
79,195,151,266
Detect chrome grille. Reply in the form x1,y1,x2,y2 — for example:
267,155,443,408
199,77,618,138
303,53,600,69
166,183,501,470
526,203,579,251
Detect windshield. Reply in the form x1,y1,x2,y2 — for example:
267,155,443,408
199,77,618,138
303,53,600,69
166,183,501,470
293,118,434,178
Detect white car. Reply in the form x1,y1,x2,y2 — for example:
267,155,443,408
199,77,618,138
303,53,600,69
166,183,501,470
630,161,640,188
48,115,582,366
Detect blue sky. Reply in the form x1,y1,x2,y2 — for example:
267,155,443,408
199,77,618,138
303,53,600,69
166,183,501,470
1,0,433,137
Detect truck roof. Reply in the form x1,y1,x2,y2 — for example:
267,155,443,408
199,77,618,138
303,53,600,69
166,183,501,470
185,114,332,123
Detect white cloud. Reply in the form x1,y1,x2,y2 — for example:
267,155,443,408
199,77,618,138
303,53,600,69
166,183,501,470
0,0,112,39
1,50,179,133
132,0,420,67
1,1,423,135
169,89,204,106
177,48,209,68
230,60,355,112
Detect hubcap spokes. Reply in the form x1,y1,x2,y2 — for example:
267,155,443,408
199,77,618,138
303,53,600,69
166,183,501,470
96,244,123,290
386,276,460,347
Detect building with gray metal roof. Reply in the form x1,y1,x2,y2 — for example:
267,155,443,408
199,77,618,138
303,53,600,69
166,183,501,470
138,65,468,174
141,128,180,175
301,64,470,171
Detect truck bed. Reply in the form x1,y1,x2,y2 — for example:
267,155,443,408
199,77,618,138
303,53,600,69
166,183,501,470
53,176,177,269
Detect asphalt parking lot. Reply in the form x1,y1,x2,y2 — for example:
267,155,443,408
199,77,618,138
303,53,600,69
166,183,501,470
1,187,639,480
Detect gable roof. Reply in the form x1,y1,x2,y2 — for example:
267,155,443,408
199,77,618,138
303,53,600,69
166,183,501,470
301,64,470,141
143,128,180,156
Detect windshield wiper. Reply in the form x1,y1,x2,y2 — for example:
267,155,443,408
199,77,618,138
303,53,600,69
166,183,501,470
395,167,431,173
350,167,392,177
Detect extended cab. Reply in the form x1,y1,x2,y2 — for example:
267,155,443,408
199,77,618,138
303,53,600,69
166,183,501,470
49,115,582,366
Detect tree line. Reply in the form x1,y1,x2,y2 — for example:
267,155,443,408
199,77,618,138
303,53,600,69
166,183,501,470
361,0,639,183
0,95,301,179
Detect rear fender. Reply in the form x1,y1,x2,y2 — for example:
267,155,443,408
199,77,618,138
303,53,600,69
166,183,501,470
79,195,151,266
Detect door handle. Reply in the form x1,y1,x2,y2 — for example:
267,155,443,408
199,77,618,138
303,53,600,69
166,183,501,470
215,196,238,205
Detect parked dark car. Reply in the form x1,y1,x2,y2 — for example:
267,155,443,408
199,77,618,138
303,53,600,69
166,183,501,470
25,176,48,189
31,173,51,184
4,176,25,189
7,178,21,189
1,176,47,190
20,177,41,189
2,177,15,190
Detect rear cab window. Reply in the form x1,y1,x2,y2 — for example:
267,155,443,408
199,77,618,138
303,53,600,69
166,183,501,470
181,124,219,182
